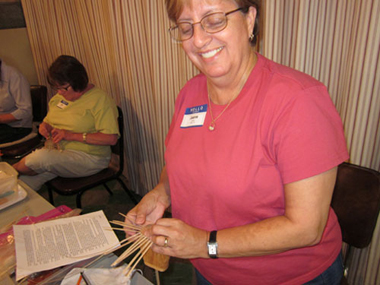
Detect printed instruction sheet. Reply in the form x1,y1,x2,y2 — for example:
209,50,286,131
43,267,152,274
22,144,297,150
13,210,120,281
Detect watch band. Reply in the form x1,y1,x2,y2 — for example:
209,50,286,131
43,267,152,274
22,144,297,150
207,230,218,259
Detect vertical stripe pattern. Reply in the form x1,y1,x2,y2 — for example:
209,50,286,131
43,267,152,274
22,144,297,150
21,0,380,282
21,0,199,195
263,1,380,283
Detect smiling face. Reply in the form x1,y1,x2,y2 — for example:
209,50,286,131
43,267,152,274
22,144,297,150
178,0,256,85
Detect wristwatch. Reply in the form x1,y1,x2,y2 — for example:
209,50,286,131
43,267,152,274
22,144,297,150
207,230,218,259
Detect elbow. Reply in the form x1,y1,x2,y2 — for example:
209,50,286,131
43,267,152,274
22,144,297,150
306,231,323,246
110,135,118,145
299,226,325,247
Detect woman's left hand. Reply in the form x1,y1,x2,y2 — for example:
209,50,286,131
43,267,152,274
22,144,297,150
50,128,68,143
142,218,209,259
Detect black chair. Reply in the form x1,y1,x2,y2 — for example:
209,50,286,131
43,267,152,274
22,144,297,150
331,162,380,284
0,85,48,158
46,106,138,208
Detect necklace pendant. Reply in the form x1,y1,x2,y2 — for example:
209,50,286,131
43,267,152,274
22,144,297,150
209,122,215,131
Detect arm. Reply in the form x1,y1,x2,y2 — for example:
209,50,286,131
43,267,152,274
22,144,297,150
49,100,120,145
2,68,32,124
145,167,337,259
50,128,118,145
0,113,17,124
217,167,337,257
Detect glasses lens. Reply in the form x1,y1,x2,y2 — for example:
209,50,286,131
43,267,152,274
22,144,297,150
170,23,193,42
52,85,69,91
202,13,227,33
169,11,231,42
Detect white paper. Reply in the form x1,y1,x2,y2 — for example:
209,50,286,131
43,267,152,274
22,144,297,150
60,267,133,285
13,210,120,281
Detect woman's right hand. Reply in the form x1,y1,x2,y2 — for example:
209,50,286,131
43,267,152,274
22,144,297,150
124,184,170,236
39,122,53,139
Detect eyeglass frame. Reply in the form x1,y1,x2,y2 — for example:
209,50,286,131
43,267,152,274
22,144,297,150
51,84,71,92
168,7,248,43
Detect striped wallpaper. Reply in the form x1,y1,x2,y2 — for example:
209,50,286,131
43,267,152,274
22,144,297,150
21,0,193,194
263,1,380,283
21,0,379,282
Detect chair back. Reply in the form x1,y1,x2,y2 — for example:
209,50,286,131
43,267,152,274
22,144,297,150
331,162,380,248
109,106,125,175
0,85,47,157
30,85,48,122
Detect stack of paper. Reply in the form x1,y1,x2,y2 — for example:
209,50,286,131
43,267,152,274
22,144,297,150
13,210,120,281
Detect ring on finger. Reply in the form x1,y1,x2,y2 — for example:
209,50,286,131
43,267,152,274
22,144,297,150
164,236,169,248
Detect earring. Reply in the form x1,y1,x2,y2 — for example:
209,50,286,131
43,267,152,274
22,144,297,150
249,34,254,41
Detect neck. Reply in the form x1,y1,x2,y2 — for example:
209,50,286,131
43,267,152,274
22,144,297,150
81,83,94,94
208,51,257,105
67,84,94,101
78,83,94,96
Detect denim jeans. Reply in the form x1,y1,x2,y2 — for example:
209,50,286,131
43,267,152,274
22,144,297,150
304,253,343,285
195,268,212,285
195,253,343,285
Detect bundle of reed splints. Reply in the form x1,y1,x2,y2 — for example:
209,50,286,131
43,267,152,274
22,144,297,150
106,213,170,284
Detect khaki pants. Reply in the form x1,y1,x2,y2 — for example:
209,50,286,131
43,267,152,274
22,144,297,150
20,148,110,191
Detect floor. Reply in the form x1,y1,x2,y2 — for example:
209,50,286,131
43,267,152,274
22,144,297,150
36,177,196,285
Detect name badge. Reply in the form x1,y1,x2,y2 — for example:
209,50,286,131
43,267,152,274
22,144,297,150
57,100,69,109
180,104,207,128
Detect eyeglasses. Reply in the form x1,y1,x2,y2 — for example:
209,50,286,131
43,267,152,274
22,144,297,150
168,7,247,43
52,84,70,92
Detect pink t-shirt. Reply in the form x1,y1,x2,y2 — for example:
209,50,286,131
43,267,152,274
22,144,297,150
165,54,349,284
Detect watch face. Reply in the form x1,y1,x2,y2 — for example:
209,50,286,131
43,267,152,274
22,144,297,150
208,242,218,258
209,244,217,254
208,231,218,258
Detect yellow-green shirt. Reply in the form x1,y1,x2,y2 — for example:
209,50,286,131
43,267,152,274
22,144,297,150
44,87,119,157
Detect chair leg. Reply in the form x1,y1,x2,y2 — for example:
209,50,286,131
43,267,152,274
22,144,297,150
75,185,114,209
103,183,114,195
76,192,82,209
47,187,55,206
343,245,352,279
117,177,139,205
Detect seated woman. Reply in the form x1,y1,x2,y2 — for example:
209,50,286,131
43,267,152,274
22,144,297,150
0,59,33,144
13,55,119,191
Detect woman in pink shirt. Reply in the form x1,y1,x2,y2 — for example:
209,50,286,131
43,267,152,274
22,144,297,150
126,1,349,284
